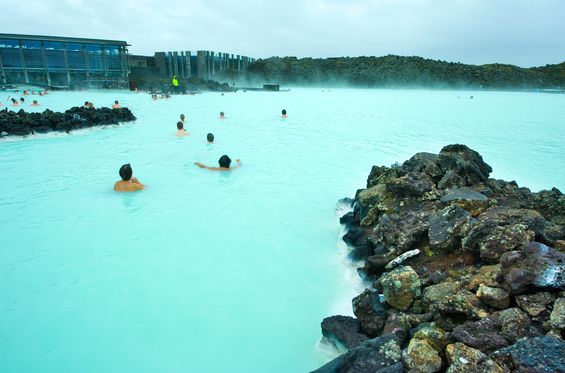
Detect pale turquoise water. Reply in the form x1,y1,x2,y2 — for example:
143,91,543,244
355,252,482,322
0,89,564,372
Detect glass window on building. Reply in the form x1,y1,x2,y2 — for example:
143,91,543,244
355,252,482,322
44,41,66,70
49,72,68,86
84,44,102,53
85,44,103,70
67,51,85,69
21,40,44,68
0,39,22,68
105,46,122,70
27,70,48,85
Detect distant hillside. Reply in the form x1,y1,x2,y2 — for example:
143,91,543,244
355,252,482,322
221,55,565,89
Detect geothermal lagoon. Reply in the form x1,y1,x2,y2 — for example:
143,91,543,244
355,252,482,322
1,88,564,372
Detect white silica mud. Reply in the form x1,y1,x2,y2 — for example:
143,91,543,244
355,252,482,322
0,88,564,372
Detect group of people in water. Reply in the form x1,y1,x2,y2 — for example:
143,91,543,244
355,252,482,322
0,88,49,108
114,100,289,193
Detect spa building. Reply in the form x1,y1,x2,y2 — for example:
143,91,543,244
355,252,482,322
0,33,129,88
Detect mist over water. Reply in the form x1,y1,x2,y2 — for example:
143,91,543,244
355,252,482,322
0,88,564,372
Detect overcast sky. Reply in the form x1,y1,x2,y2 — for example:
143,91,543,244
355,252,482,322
2,0,564,67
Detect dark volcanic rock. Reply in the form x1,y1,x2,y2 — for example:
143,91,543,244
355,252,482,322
462,206,564,250
0,106,136,137
352,289,387,337
437,170,466,189
317,144,565,372
491,336,565,373
500,242,565,293
477,224,535,263
386,172,434,198
515,292,556,318
312,334,403,373
428,205,472,251
367,166,401,188
452,316,510,353
528,188,565,226
440,187,488,203
370,210,430,256
401,152,443,181
435,144,492,186
380,266,421,311
321,316,369,350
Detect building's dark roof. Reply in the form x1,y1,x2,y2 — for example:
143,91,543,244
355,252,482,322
0,33,129,46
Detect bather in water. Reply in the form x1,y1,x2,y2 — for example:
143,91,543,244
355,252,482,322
114,163,145,192
194,155,241,171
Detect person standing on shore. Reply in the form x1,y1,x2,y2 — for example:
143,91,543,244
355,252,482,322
172,75,179,93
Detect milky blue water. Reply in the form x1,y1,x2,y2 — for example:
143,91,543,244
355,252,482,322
1,88,564,372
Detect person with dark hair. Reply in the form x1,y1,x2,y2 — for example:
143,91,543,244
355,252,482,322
219,111,225,119
281,109,288,118
11,98,18,106
194,155,241,171
114,164,145,192
19,97,25,104
207,133,214,143
84,101,89,108
112,100,122,109
176,121,189,136
30,100,39,106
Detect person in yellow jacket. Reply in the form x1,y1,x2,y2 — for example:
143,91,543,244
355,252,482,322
172,75,179,93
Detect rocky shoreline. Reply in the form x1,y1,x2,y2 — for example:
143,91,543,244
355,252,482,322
0,107,137,137
316,145,565,372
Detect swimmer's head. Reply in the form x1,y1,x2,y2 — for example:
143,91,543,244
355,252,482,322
32,100,38,104
218,155,231,168
114,100,119,104
282,109,287,115
84,101,89,106
20,97,24,102
220,111,225,117
177,121,183,130
207,133,214,142
119,163,133,181
180,114,185,121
